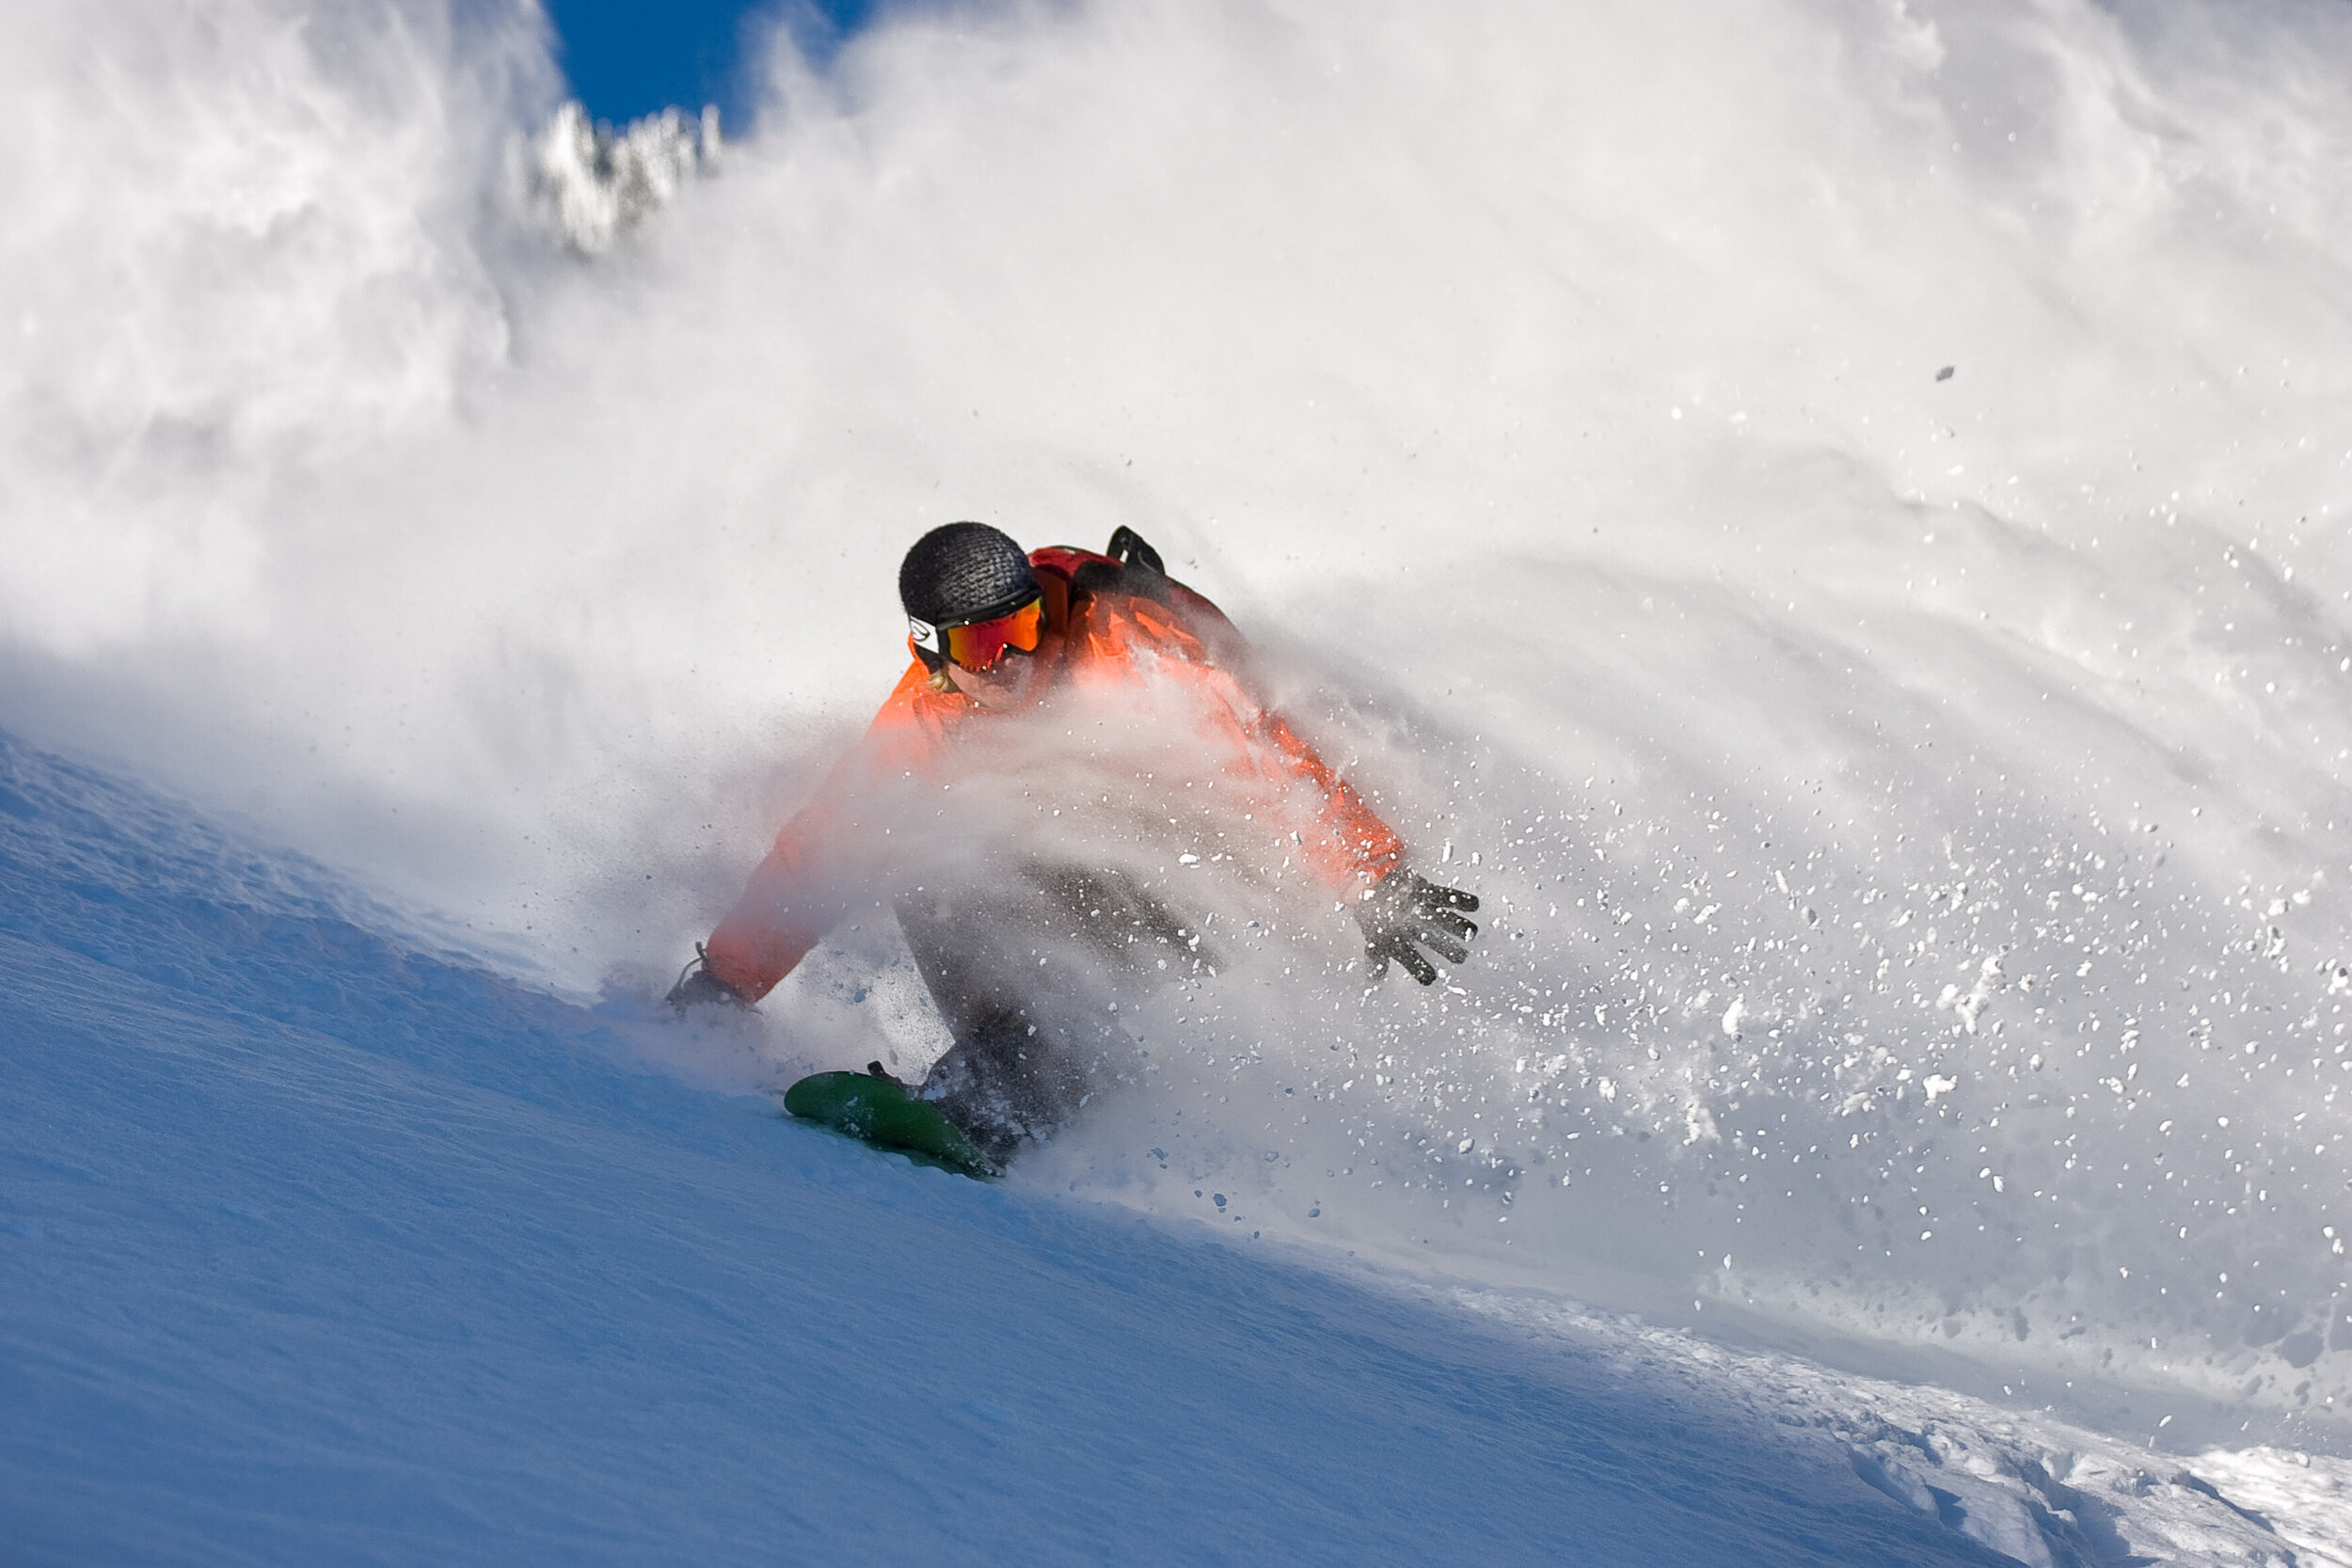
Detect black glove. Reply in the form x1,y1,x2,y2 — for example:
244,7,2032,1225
1353,870,1479,986
666,943,750,1012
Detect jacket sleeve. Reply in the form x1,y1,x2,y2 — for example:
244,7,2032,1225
1244,701,1406,894
1099,594,1406,895
702,666,958,1002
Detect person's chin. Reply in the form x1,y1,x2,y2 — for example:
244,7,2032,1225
963,663,1039,709
957,676,1015,709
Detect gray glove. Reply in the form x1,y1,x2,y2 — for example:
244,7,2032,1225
1353,871,1479,985
666,943,750,1012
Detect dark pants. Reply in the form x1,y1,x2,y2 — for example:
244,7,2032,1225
898,862,1196,1164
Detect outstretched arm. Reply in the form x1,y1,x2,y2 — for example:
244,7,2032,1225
1089,537,1482,987
1247,703,1406,893
1248,703,1480,985
700,809,852,1002
677,666,959,1007
1178,635,1478,985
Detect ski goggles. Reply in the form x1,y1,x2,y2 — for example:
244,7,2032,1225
908,593,1045,673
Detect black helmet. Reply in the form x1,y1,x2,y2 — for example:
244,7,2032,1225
898,522,1038,627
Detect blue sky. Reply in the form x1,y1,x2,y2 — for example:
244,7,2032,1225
545,0,878,130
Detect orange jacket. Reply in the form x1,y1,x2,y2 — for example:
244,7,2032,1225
703,546,1405,1000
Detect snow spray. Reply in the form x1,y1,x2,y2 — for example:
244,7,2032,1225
4,0,2349,1439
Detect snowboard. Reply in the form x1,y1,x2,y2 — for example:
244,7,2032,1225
779,1069,1002,1180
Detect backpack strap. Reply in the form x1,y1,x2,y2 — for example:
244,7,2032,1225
1031,531,1248,664
1057,527,1174,607
1031,529,1187,611
1106,525,1165,577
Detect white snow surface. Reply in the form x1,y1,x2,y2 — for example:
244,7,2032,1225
0,729,2342,1566
5,0,2352,1560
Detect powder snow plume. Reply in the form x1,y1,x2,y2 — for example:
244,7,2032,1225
4,0,2351,1448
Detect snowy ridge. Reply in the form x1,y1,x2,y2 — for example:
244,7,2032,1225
528,101,722,255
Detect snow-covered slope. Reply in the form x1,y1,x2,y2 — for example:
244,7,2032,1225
0,732,1999,1563
3,732,2346,1565
7,0,2352,1560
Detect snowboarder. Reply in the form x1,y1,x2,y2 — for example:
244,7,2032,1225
670,521,1476,1164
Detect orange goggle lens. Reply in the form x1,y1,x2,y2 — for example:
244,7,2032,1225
939,596,1044,672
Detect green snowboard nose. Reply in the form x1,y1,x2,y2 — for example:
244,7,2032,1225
780,1071,1003,1180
